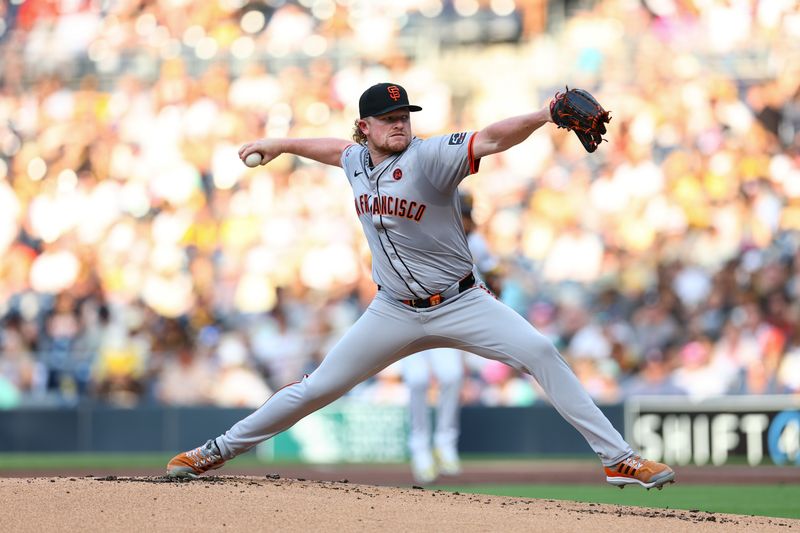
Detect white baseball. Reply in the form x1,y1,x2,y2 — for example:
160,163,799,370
244,152,263,167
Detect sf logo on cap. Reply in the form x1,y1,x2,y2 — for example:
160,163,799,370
387,86,401,101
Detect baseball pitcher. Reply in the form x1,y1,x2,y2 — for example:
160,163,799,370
167,82,675,491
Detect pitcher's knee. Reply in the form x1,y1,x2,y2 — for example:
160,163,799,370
518,335,562,365
303,376,348,405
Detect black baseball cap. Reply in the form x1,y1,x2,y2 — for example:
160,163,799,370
359,82,422,119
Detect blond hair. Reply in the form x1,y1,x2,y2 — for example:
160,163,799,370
352,119,367,145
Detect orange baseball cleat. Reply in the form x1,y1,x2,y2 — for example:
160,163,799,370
166,439,226,479
605,455,675,490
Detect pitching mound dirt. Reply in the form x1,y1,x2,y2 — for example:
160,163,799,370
2,476,797,532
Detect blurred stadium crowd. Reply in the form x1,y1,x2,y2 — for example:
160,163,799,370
0,0,799,408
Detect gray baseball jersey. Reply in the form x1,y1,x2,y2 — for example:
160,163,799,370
340,133,478,300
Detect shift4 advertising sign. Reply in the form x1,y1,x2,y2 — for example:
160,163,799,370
625,396,800,466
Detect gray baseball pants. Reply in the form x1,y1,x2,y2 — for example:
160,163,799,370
216,286,634,466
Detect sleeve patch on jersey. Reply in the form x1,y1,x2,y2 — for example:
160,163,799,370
448,132,467,145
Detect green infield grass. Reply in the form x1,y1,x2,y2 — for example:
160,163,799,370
434,483,800,520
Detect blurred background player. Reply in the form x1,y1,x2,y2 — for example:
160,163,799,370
402,347,462,484
402,192,502,484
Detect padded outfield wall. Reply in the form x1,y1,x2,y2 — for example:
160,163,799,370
0,402,620,459
1,397,798,467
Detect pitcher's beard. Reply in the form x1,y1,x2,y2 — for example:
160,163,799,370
385,136,409,153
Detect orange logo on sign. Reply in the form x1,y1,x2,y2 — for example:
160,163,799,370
387,86,401,101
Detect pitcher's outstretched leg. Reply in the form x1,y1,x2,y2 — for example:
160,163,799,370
167,295,427,477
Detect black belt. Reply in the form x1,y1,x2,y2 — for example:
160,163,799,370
397,272,476,309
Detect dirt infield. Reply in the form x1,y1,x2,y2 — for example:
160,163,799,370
2,476,798,533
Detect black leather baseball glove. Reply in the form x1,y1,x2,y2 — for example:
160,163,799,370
549,87,611,153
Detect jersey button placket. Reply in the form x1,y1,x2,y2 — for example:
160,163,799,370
379,228,414,294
